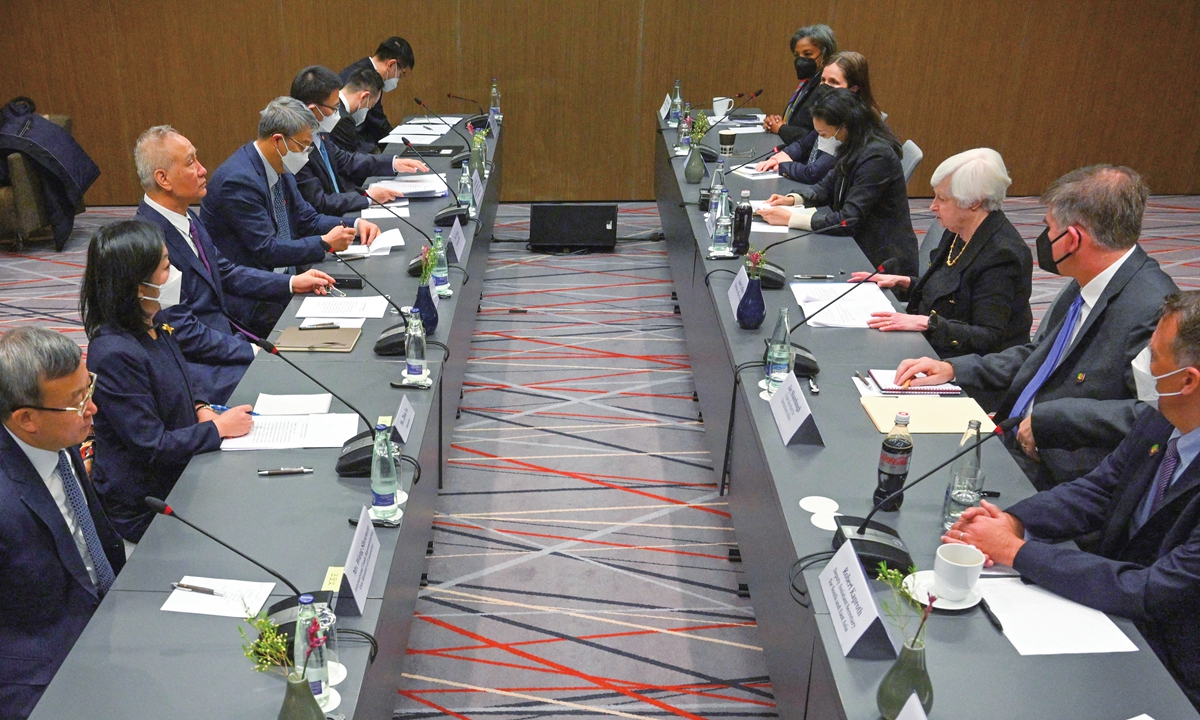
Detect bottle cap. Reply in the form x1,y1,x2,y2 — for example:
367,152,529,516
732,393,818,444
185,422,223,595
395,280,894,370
375,423,388,432
894,412,910,424
298,594,314,604
741,190,750,197
410,308,421,317
967,419,981,429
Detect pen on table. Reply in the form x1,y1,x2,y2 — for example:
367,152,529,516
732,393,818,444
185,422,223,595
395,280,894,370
979,598,1004,632
211,404,259,416
257,467,314,476
794,274,837,280
172,582,222,596
854,371,875,390
300,322,339,330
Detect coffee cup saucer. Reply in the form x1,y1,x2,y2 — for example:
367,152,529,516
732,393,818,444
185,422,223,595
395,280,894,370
902,570,982,610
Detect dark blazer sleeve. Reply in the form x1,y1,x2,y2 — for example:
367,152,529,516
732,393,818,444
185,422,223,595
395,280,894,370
330,115,360,155
90,339,223,473
213,244,291,303
799,164,837,208
327,137,394,186
924,246,1029,355
294,161,369,216
282,174,343,240
802,149,903,233
214,173,327,268
779,152,835,185
781,132,814,161
156,304,253,366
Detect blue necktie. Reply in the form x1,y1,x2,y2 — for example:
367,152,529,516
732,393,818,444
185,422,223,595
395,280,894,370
271,181,293,243
1134,437,1181,532
57,451,116,595
1009,293,1085,419
317,141,340,193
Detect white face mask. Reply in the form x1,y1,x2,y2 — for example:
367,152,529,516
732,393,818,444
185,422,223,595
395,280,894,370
142,265,182,310
352,105,369,125
316,108,339,134
1132,345,1188,411
277,140,310,175
382,65,399,92
816,133,842,155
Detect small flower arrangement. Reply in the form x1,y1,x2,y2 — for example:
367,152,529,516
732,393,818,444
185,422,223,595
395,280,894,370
689,112,711,145
418,245,435,284
239,610,291,674
745,248,768,279
297,616,327,682
877,563,934,648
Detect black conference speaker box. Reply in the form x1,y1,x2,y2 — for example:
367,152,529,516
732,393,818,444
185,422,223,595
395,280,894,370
528,203,617,253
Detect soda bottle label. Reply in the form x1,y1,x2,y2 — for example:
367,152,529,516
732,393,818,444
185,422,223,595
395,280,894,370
878,449,910,474
372,489,396,507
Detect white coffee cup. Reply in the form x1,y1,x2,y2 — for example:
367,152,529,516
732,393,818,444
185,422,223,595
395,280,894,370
932,543,984,602
713,97,733,117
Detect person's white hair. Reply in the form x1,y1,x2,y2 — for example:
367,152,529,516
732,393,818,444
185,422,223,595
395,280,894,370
134,125,180,192
930,148,1011,212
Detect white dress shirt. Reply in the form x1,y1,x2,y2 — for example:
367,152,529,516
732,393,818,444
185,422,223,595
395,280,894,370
143,195,196,256
253,143,280,190
4,426,98,584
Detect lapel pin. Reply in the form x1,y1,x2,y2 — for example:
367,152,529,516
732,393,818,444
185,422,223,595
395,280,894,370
1150,444,1160,457
1076,372,1086,384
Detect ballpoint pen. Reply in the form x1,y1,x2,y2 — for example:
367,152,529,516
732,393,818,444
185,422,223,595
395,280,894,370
300,322,339,330
210,404,259,416
172,582,222,596
257,467,314,476
794,274,837,280
979,597,1004,632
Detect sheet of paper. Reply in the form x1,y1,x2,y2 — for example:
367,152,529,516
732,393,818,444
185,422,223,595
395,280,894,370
360,206,410,219
335,244,371,258
852,376,882,397
254,393,332,416
720,125,766,135
391,123,448,136
372,174,449,198
220,415,309,450
297,295,389,319
750,221,788,234
160,576,275,618
979,578,1138,655
713,113,766,124
659,94,671,119
302,413,360,448
383,133,443,145
299,317,366,330
789,281,896,328
732,166,779,179
370,228,405,252
409,115,462,125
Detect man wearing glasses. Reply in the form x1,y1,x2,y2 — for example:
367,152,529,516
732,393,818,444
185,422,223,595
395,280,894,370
0,327,125,719
199,97,382,281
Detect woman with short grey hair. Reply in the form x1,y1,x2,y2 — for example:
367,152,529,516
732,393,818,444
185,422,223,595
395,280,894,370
850,148,1034,357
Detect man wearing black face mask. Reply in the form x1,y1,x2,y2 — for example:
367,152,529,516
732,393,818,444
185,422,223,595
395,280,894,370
763,24,837,145
896,165,1178,489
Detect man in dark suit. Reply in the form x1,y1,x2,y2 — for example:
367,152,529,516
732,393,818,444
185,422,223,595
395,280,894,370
330,66,384,156
945,291,1200,710
132,125,336,400
199,97,381,334
898,165,1177,489
0,327,126,719
289,66,427,216
339,36,415,151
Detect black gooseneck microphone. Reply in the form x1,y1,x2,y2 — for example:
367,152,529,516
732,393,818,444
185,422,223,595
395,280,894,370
414,97,473,166
446,92,489,132
325,253,412,357
144,496,302,596
447,92,484,115
401,137,469,228
252,337,374,430
352,188,437,278
832,416,1023,572
729,145,782,174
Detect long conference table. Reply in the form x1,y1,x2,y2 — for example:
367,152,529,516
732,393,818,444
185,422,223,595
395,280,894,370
30,120,502,719
654,115,1200,719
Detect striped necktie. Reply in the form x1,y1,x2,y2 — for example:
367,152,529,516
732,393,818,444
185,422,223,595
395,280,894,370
57,451,116,595
318,141,340,193
271,181,293,243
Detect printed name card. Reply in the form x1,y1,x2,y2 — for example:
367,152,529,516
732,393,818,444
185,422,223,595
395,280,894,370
727,265,749,314
768,371,823,446
429,277,439,308
489,110,500,139
896,693,929,720
472,169,485,209
705,208,716,238
336,506,380,616
818,541,894,659
448,216,467,263
659,94,671,120
392,395,415,444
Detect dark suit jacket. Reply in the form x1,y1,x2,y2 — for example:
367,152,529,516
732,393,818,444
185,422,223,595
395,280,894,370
329,101,363,156
949,245,1178,487
86,324,222,543
339,58,391,150
778,130,836,185
0,430,125,719
906,210,1032,358
777,78,820,145
797,137,919,277
135,201,290,403
294,133,393,216
199,143,340,273
1009,409,1200,710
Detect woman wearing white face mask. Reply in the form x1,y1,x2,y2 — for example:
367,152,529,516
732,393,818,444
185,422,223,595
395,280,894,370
757,52,881,185
82,220,253,548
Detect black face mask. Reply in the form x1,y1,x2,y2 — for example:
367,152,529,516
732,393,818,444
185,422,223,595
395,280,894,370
794,56,818,81
1036,227,1074,275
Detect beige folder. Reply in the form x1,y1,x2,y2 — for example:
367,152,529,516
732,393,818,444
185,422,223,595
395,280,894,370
860,395,996,434
274,327,361,353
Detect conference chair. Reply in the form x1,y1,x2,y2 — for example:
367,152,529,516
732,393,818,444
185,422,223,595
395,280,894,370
901,139,923,183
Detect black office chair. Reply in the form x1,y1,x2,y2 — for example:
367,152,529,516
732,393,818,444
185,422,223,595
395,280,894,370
918,217,945,274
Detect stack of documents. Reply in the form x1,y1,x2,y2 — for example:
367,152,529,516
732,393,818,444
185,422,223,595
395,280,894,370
297,295,389,319
789,281,896,328
336,228,405,257
369,173,448,198
732,166,779,180
382,123,447,145
161,576,275,617
360,199,410,219
220,413,360,450
254,393,332,414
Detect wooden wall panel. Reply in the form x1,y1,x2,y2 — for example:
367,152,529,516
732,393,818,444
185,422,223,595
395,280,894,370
3,1,1200,205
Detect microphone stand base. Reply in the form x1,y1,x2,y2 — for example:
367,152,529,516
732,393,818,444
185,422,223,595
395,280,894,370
434,205,470,227
832,516,914,575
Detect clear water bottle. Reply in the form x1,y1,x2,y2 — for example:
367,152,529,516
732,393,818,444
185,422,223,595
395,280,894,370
766,308,792,394
709,159,726,203
370,423,399,518
432,229,450,296
489,78,502,122
875,413,913,511
942,420,985,529
669,79,682,127
405,309,426,376
469,130,486,180
676,104,692,153
712,188,732,254
293,594,329,700
732,190,753,255
457,168,474,211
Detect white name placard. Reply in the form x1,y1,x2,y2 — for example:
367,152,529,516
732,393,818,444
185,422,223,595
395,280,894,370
393,395,415,444
338,506,380,616
818,541,893,659
659,94,671,120
429,277,440,308
472,169,484,209
727,265,749,314
448,216,467,263
896,693,929,720
768,371,822,445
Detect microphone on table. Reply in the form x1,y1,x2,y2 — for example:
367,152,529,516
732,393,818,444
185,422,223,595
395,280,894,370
352,188,436,278
324,250,413,357
401,137,469,229
446,92,489,132
831,416,1023,573
414,97,472,167
728,145,782,174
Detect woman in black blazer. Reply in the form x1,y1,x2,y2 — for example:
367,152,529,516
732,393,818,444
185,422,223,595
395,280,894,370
81,220,254,544
757,88,919,276
763,24,838,144
851,148,1033,358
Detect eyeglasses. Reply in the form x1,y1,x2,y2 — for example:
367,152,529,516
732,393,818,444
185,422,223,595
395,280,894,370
16,372,97,417
283,136,315,156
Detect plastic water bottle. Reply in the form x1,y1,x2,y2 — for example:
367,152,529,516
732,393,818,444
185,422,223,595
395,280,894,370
709,159,726,204
405,309,426,376
732,190,753,255
875,413,913,511
432,229,450,296
457,168,474,211
669,80,682,127
942,420,984,529
676,103,692,152
293,594,329,700
489,78,502,122
712,188,732,254
766,308,792,394
370,423,399,518
469,130,486,180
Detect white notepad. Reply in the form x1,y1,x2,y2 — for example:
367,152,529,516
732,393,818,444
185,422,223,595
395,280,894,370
979,578,1137,655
